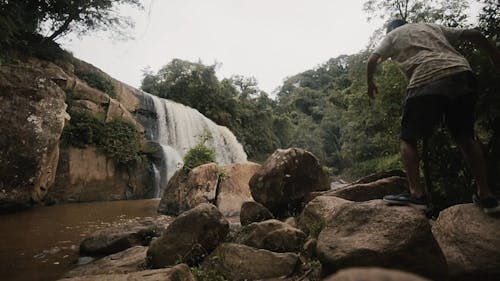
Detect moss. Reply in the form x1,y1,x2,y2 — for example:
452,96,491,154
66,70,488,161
61,109,143,168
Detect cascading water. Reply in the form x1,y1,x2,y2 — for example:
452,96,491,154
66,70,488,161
133,90,247,197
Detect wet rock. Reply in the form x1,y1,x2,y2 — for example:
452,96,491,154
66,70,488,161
147,203,229,268
249,148,329,218
0,65,67,213
237,219,306,253
57,264,195,281
323,176,408,202
240,201,274,226
324,267,431,281
432,203,500,281
80,216,171,256
297,196,350,237
66,246,147,277
202,243,299,281
316,200,448,281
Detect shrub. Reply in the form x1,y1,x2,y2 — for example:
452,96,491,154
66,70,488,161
74,65,116,98
61,110,142,168
182,133,216,173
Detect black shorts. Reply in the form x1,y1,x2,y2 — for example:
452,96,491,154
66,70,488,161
400,73,477,143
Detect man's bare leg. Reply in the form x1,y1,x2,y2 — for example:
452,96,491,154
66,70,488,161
400,139,426,198
456,137,493,198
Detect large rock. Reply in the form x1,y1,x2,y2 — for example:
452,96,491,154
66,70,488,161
316,200,448,280
65,246,148,277
147,203,229,268
432,204,500,281
236,219,307,253
46,147,155,203
249,148,329,217
80,216,171,256
297,196,350,237
323,176,408,202
0,65,67,213
202,243,299,281
240,201,274,226
158,163,220,215
324,267,431,281
58,264,195,281
106,97,142,131
216,162,261,216
349,169,406,185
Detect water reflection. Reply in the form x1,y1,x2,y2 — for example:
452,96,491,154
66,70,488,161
0,199,160,281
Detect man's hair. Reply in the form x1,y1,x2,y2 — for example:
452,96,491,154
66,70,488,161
386,19,408,33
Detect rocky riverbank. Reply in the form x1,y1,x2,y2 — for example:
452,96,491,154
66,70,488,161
56,148,500,281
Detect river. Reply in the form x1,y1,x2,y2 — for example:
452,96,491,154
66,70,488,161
0,199,161,281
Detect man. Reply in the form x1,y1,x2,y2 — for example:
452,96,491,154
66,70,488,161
366,19,500,214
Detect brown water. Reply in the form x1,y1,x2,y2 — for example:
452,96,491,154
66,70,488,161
0,199,161,281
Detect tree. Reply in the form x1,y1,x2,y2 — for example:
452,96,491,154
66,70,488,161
363,0,470,26
0,0,142,47
43,0,143,41
141,59,281,161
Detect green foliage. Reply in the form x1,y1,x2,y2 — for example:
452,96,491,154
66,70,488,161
190,266,228,281
74,66,116,98
61,110,142,168
0,0,141,61
182,133,217,173
363,0,470,26
141,59,280,160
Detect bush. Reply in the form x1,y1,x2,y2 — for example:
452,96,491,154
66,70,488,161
61,110,142,168
74,66,116,98
182,133,216,173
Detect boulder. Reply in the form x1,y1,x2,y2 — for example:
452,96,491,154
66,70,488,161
27,58,77,91
249,148,329,217
158,163,219,215
432,203,500,281
316,200,448,280
72,78,110,105
111,79,141,113
216,162,261,217
324,267,431,281
0,65,67,213
65,246,147,277
349,169,406,185
46,147,154,203
80,216,172,256
202,243,299,281
323,176,408,202
57,264,195,281
240,201,274,226
147,203,229,268
106,98,143,132
297,196,350,237
236,219,306,253
72,100,104,113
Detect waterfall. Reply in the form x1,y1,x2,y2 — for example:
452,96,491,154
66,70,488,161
133,90,247,197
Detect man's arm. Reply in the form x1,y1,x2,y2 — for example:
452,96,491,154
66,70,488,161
366,53,381,99
460,29,500,70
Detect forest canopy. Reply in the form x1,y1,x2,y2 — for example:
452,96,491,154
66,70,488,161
142,0,500,210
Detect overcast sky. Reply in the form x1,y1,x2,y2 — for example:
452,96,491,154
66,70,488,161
59,0,477,94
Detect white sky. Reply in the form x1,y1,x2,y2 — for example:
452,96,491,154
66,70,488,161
59,0,479,94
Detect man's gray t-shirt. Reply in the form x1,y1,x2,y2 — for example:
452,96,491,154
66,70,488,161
374,23,472,90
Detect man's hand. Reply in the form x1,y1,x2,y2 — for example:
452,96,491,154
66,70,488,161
367,81,378,99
